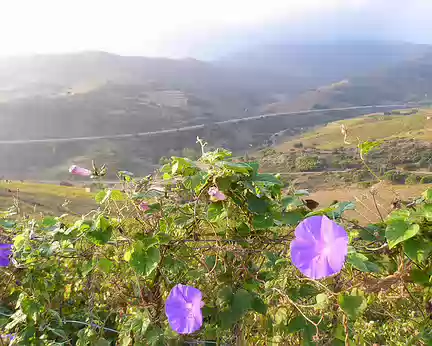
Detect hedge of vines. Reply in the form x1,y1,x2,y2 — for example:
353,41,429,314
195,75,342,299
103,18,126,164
0,139,431,345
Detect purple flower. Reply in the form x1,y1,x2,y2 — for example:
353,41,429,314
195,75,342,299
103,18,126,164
1,334,15,341
139,201,150,212
0,244,12,267
290,215,348,280
208,187,226,201
0,334,15,345
165,284,204,334
69,165,92,177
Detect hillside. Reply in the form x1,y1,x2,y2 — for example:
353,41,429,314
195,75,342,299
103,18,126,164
265,50,432,113
258,109,432,191
221,41,432,93
1,44,432,179
277,109,432,150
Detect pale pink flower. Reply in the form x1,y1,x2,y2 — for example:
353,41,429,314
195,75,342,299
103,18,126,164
69,165,92,177
208,187,226,201
139,201,150,212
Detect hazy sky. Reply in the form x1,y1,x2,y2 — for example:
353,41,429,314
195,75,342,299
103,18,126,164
0,0,431,58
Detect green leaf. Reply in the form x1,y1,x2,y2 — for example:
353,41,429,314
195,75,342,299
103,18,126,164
145,326,165,346
251,295,267,315
387,209,410,221
410,268,431,286
129,245,160,276
97,259,113,273
13,234,26,250
230,289,253,321
253,173,283,187
274,308,288,324
95,190,109,204
286,315,308,333
87,216,113,245
327,201,355,219
222,162,252,174
281,196,304,210
41,217,57,228
247,194,270,213
253,213,274,229
0,220,16,229
205,255,216,269
338,291,367,319
277,211,303,226
404,238,432,264
215,176,233,191
347,252,380,273
119,335,132,346
82,260,95,276
141,236,159,250
422,189,432,202
208,202,226,222
111,190,125,201
236,222,250,236
315,293,329,309
385,220,420,249
156,233,171,245
130,312,151,337
217,286,233,305
94,339,110,346
294,189,310,196
423,203,432,221
358,224,385,241
358,140,382,157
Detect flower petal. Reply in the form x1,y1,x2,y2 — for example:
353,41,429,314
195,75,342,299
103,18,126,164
326,237,349,274
165,284,203,334
290,216,348,280
69,165,92,177
0,256,10,267
294,216,323,242
321,216,348,244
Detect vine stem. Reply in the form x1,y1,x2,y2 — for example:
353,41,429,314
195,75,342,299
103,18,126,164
343,313,350,346
370,191,385,222
63,320,119,334
272,288,323,336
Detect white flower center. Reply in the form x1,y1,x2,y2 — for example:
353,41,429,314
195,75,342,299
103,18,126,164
321,246,331,256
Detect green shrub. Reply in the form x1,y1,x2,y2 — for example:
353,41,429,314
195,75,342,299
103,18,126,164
295,155,322,171
0,142,431,345
357,181,375,188
405,174,420,185
420,175,432,184
383,170,408,184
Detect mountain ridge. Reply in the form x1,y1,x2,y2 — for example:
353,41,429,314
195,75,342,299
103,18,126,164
1,42,432,179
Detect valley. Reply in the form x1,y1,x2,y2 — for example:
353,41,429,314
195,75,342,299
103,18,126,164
1,42,432,180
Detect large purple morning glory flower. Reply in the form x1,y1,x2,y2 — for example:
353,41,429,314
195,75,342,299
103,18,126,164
165,284,204,334
0,244,12,267
290,215,348,280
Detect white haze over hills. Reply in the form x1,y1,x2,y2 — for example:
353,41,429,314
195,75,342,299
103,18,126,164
0,0,432,179
0,0,432,59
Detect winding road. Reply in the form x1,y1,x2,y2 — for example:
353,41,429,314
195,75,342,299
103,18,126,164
0,103,423,145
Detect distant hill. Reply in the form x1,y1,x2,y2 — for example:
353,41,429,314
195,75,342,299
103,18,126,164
220,41,432,87
263,48,432,113
1,43,432,179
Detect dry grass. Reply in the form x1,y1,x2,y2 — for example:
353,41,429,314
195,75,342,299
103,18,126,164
309,182,429,224
277,109,432,151
0,181,96,216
